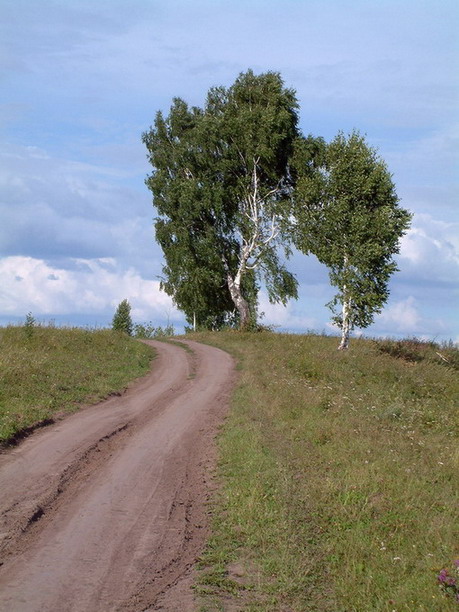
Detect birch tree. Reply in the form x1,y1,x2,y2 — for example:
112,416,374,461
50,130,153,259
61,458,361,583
293,131,411,349
143,70,301,328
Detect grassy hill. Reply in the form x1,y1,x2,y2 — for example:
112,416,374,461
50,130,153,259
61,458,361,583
1,326,457,609
192,331,459,611
0,325,155,444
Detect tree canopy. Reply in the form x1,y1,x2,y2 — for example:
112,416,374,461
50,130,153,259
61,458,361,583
143,72,411,341
112,299,133,336
292,130,411,348
143,70,306,329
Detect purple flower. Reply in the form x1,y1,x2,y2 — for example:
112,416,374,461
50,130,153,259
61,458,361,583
438,569,449,583
454,560,459,567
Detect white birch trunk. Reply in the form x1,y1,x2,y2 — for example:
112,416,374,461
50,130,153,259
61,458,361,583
227,270,251,328
338,256,351,350
224,157,280,329
338,293,351,350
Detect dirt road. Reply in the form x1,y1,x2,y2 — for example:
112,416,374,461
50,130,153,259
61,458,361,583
0,339,235,612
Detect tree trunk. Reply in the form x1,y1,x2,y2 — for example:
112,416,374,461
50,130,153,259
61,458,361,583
227,273,251,329
338,294,351,350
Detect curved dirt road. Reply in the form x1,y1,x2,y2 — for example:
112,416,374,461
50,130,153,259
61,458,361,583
0,339,235,612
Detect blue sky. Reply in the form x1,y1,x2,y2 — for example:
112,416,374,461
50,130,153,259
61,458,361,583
1,0,458,341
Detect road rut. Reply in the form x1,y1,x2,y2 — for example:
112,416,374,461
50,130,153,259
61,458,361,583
0,339,235,611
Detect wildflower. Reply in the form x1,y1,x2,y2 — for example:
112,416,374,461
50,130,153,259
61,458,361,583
438,563,459,603
438,569,449,583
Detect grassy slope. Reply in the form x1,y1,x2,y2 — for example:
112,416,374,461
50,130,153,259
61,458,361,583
1,326,457,609
0,326,155,443
191,332,459,612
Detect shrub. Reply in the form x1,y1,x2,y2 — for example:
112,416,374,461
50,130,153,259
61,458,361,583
24,312,36,339
133,322,174,338
375,337,459,370
112,299,133,335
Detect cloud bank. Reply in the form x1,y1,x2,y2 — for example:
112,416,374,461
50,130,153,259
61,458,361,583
0,256,179,326
0,0,457,340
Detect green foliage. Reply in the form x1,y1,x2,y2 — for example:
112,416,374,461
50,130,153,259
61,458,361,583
112,299,133,335
143,72,412,336
143,70,305,329
133,322,175,338
24,311,36,339
143,96,236,329
293,131,411,341
0,326,154,443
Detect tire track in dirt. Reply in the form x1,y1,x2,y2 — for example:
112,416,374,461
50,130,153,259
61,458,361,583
0,339,235,612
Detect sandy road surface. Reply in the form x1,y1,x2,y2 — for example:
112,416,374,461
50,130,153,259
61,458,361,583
0,340,235,612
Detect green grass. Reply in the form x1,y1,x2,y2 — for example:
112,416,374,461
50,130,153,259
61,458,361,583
191,331,459,611
0,325,155,443
2,325,457,608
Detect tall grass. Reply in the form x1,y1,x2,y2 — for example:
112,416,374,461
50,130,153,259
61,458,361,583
0,325,155,443
193,332,459,611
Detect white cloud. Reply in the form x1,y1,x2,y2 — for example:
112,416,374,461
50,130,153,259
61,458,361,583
0,256,180,323
398,213,459,286
258,291,317,331
377,296,422,334
371,295,453,341
400,226,457,267
0,143,161,277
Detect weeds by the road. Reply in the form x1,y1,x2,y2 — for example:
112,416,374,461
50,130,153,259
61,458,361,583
193,332,459,611
0,325,155,443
